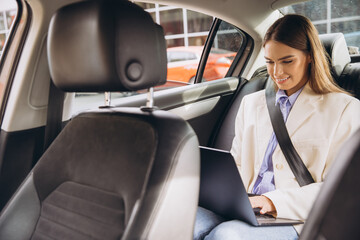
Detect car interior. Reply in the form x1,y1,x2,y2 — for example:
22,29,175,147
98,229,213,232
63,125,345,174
0,0,359,239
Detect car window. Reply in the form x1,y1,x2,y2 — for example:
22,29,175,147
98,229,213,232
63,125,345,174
167,51,198,62
0,0,17,58
138,3,213,85
0,0,17,106
199,21,245,83
0,0,17,55
281,0,360,54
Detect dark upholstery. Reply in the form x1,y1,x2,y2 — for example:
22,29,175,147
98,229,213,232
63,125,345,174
47,0,167,92
0,1,200,240
299,128,360,240
213,67,268,150
338,63,360,100
32,182,125,239
351,54,360,63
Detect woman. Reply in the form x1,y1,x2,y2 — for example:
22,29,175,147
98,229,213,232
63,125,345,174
194,14,360,240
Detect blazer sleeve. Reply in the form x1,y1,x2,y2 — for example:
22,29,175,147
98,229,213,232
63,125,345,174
263,97,360,221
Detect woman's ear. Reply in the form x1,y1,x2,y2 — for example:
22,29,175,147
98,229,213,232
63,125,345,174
307,52,312,64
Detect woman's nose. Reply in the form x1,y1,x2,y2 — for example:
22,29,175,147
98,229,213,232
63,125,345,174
273,64,283,77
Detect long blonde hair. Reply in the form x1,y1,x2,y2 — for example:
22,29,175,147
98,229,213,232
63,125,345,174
263,14,346,94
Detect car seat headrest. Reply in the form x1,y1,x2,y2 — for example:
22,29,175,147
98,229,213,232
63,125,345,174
47,0,167,92
319,33,350,77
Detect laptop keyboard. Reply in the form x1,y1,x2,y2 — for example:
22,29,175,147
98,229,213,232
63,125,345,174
256,214,276,220
253,208,276,220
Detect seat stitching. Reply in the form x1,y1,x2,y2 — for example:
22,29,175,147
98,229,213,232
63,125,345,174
49,189,124,212
38,214,100,240
43,200,124,227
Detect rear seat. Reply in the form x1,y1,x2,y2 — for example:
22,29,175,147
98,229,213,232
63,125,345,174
338,62,360,99
211,33,360,151
319,33,360,99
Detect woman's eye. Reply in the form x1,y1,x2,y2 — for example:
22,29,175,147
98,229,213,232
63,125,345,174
283,60,293,64
266,61,273,64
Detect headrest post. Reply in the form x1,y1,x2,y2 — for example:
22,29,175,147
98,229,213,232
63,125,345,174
105,92,111,107
146,87,154,108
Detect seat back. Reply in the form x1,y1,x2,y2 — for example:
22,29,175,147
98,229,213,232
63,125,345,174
319,33,351,80
319,33,360,100
337,62,360,100
0,1,200,240
299,128,360,240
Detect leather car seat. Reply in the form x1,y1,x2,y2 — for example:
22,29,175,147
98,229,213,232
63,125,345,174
299,127,360,239
319,33,351,80
320,33,360,100
0,1,200,240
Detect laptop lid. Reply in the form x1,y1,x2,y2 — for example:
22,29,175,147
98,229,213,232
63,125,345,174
199,146,303,226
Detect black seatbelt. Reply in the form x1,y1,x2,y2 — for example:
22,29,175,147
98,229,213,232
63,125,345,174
43,79,65,151
265,85,315,187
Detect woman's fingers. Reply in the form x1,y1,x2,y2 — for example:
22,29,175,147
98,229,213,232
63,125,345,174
249,196,277,216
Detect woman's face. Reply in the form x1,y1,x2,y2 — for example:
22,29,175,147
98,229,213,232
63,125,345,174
264,40,311,96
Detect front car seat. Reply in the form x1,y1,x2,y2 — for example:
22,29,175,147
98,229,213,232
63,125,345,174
0,1,200,239
299,127,360,240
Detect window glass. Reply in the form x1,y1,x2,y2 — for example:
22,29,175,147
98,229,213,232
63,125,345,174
135,2,155,9
331,0,360,18
166,45,202,83
6,9,16,28
315,24,327,34
160,9,184,35
189,36,207,46
167,51,198,62
332,20,360,48
0,34,6,52
285,0,327,22
200,21,244,82
281,0,360,51
166,38,184,48
149,12,156,22
0,0,17,56
0,0,17,107
187,10,213,33
0,14,5,31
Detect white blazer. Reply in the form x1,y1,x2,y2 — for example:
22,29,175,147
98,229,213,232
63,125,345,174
230,83,360,232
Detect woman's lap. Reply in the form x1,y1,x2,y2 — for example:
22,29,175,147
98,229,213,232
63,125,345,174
194,207,298,240
194,207,226,240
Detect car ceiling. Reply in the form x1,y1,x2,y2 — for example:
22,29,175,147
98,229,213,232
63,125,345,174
137,0,309,39
29,0,309,40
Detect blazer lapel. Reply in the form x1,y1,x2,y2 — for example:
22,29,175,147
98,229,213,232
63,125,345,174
286,84,323,137
256,92,273,165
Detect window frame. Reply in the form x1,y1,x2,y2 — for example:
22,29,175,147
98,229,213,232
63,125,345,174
193,18,251,84
0,0,31,124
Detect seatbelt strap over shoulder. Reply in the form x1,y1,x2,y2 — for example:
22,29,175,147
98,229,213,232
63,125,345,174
43,79,65,151
265,86,315,187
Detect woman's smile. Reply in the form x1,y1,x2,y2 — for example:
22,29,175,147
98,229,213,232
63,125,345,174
275,76,290,83
264,40,311,96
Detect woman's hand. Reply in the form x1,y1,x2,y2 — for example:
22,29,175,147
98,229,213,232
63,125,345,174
249,195,277,217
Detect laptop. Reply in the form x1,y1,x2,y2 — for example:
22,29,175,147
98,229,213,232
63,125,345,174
199,146,303,226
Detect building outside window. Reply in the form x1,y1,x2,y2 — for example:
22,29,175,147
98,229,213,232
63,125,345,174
135,3,213,48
